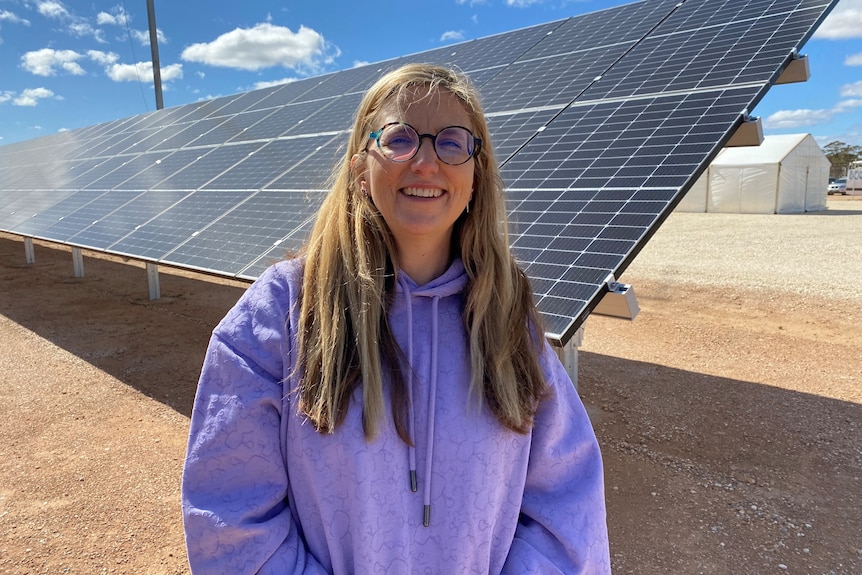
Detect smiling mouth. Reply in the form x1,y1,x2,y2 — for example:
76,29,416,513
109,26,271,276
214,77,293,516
402,187,444,198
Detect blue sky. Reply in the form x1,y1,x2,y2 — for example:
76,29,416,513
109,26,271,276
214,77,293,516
1,0,860,148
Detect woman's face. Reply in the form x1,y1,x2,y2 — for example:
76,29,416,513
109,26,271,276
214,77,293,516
359,87,475,259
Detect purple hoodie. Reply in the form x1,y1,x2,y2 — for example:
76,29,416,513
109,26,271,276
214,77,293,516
182,257,610,574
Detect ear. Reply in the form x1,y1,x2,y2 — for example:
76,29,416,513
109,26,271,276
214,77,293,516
350,153,362,174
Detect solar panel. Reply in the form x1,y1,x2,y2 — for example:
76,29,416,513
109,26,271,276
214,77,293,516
207,90,276,118
0,189,76,230
0,0,840,344
151,142,266,190
82,151,173,191
40,190,141,244
161,190,322,275
66,189,190,250
116,148,217,190
149,117,232,151
9,189,105,238
203,136,336,190
107,190,249,260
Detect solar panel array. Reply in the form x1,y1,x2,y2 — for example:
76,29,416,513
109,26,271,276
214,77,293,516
0,0,838,344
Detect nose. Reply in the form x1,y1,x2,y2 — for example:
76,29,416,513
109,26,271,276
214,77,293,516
410,137,439,175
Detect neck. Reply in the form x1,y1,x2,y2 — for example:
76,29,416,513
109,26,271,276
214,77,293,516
395,237,453,286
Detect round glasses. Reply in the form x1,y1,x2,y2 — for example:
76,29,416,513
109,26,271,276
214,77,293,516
368,122,482,166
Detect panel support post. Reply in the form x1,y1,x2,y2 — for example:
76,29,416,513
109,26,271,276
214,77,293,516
147,262,161,300
72,248,85,277
553,326,584,390
24,237,35,264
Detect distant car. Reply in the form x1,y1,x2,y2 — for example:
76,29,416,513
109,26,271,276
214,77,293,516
828,177,847,195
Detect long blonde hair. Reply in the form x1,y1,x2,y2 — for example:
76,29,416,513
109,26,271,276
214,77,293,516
297,63,547,441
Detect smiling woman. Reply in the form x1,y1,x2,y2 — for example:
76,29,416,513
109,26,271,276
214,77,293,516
358,87,478,283
181,63,610,575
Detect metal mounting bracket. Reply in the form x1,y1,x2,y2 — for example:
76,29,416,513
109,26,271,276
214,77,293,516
593,275,640,320
726,114,763,147
775,52,810,85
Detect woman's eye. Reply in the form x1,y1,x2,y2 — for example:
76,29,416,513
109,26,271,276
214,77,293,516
438,138,465,150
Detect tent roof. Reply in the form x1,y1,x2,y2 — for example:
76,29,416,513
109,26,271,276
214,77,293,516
712,133,822,165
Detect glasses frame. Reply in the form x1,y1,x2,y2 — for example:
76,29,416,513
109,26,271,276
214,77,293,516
368,122,482,166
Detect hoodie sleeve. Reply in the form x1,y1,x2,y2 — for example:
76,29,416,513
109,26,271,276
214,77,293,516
181,263,327,575
502,343,611,575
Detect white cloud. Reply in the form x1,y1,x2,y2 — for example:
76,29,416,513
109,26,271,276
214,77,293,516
105,61,183,83
13,87,58,106
68,21,105,42
841,80,862,98
35,0,71,20
33,1,107,42
764,76,862,130
506,0,543,6
456,0,487,5
253,77,297,90
352,60,370,68
87,50,120,66
834,98,862,113
96,5,130,27
441,30,465,42
0,10,31,25
0,90,14,103
21,48,85,76
763,108,833,129
130,28,168,45
181,23,338,72
813,1,862,39
85,50,182,85
845,52,862,66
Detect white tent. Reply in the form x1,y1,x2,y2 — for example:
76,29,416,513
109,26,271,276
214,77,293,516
676,133,829,213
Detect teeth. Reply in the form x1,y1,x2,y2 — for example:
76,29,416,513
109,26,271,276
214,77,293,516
403,187,443,198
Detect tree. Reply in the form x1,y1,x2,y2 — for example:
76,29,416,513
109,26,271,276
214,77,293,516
822,141,862,178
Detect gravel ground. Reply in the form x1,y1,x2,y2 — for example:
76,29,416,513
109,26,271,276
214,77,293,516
625,196,862,301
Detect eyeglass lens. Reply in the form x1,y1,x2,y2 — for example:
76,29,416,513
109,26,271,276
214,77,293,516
377,123,476,165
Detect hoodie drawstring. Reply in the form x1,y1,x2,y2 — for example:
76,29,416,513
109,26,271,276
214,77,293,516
396,275,442,527
423,295,440,527
398,274,419,494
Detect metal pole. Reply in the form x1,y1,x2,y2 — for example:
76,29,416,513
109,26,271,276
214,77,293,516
146,0,164,110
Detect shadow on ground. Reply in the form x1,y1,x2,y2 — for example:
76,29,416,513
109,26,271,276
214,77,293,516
0,234,245,415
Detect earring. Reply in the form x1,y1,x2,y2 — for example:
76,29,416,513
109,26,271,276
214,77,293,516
466,202,470,214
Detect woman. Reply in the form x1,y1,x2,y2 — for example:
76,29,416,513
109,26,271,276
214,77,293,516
182,63,610,574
